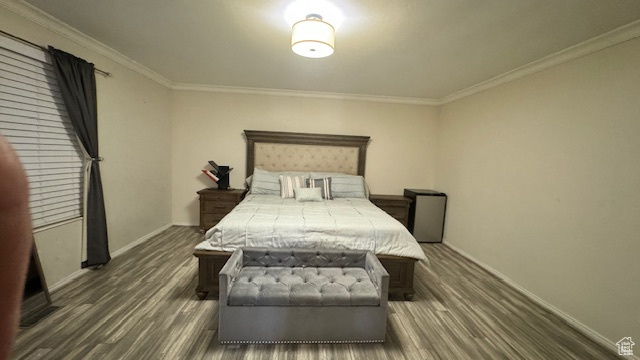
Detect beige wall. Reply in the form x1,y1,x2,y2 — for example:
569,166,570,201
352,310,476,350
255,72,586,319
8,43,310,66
171,91,439,224
436,37,640,343
1,8,173,286
5,1,638,347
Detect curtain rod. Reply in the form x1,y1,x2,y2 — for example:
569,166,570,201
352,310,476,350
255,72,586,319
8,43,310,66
0,29,111,77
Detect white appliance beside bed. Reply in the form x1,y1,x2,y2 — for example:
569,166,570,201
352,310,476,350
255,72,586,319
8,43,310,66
193,130,426,300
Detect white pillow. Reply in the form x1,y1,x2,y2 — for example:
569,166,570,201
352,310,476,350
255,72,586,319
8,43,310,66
248,168,310,194
294,187,323,202
280,175,308,198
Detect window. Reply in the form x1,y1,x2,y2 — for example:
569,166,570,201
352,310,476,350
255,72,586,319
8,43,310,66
0,35,84,228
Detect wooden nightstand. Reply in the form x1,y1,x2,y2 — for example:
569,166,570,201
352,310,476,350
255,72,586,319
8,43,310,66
197,188,245,232
369,194,412,228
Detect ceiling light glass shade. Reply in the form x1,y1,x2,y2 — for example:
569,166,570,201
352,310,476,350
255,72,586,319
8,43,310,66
291,15,335,58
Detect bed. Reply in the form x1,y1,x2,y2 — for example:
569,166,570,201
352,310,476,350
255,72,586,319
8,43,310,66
193,130,427,300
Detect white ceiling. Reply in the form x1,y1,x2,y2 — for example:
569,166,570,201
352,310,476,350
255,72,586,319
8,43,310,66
22,0,640,101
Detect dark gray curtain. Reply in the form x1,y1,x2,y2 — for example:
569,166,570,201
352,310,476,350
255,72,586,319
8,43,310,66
48,46,110,267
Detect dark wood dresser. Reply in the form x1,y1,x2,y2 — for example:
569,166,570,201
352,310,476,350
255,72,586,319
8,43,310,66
369,194,412,228
197,188,245,232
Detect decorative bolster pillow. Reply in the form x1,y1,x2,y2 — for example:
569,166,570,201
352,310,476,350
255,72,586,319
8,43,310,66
280,175,308,198
306,177,332,200
294,187,323,202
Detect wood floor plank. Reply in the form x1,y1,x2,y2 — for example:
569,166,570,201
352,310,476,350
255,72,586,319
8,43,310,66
13,226,619,359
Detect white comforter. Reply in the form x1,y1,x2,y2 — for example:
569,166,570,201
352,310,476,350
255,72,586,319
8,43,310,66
195,194,427,261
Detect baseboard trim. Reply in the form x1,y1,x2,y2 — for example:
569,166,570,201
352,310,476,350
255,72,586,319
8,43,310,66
48,267,87,293
442,241,631,358
49,223,173,293
109,223,173,258
172,222,198,227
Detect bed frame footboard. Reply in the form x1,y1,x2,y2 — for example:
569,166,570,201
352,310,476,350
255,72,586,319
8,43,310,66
193,250,416,300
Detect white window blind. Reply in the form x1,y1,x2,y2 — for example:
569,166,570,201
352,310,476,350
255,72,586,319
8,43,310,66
0,35,84,228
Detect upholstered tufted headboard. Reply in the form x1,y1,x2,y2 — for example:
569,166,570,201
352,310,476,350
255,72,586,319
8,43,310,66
244,130,370,176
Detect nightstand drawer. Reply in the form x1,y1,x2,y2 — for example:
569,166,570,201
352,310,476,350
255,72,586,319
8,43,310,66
369,194,412,229
202,213,228,225
197,188,246,232
201,194,236,202
202,201,236,214
380,206,408,219
374,199,406,207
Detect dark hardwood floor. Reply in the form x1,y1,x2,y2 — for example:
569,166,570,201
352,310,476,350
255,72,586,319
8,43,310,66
13,226,618,359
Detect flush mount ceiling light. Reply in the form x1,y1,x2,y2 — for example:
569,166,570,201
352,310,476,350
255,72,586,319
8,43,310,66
291,14,335,58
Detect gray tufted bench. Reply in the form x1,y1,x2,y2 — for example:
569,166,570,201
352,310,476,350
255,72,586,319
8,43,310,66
218,247,389,343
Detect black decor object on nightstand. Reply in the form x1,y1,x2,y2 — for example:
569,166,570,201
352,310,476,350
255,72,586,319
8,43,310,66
216,166,231,190
203,160,233,190
403,189,447,243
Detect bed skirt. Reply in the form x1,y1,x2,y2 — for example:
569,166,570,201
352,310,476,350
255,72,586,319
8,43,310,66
193,250,416,301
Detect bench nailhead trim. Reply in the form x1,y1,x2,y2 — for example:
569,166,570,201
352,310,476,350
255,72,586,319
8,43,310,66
220,340,384,344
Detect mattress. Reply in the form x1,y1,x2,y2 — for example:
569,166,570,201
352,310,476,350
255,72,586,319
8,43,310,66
195,194,427,261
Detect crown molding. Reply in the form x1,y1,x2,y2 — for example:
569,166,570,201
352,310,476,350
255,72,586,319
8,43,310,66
172,18,640,106
0,0,172,87
440,19,640,104
4,0,639,106
171,83,440,106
